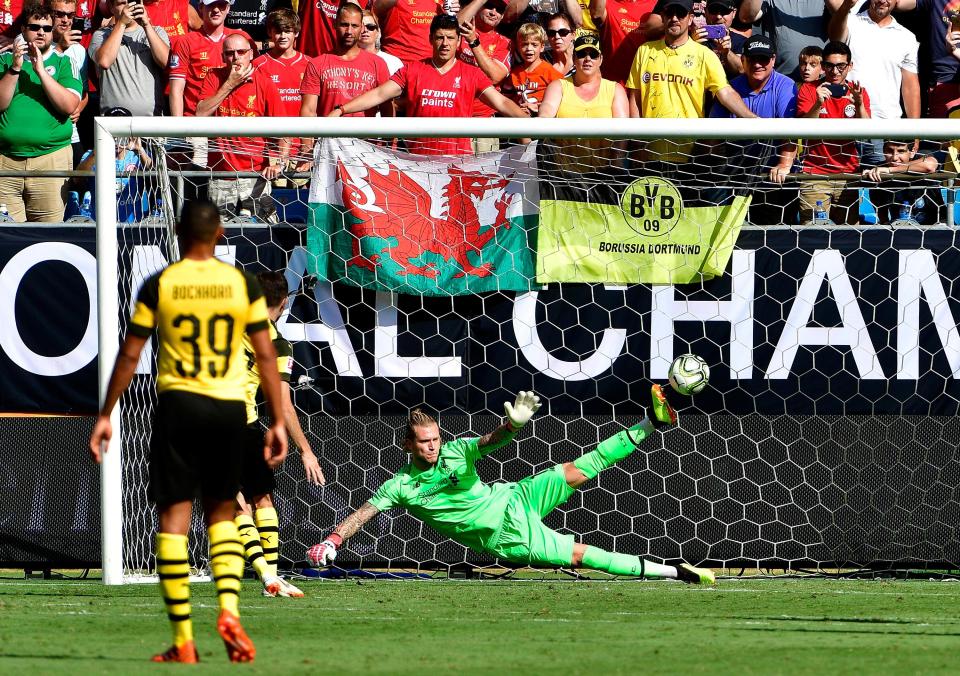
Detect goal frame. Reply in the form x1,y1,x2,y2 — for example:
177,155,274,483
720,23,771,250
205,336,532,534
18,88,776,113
94,116,959,584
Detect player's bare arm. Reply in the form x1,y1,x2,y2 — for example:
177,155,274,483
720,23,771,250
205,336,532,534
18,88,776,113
89,333,150,462
281,380,325,485
249,327,288,468
306,502,381,566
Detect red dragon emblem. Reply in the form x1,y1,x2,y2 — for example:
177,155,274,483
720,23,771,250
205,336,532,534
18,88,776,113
336,158,514,279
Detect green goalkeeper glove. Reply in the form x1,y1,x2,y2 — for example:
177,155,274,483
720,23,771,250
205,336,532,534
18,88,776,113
504,391,541,430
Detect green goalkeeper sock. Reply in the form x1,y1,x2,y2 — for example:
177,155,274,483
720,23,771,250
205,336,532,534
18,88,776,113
580,547,677,579
572,420,654,480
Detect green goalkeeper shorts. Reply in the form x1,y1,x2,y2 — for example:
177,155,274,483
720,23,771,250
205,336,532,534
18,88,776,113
489,464,576,567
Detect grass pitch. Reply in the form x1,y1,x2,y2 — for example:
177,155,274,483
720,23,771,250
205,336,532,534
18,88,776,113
1,574,959,675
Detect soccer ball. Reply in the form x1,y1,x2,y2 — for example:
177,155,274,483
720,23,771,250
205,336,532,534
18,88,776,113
668,354,710,395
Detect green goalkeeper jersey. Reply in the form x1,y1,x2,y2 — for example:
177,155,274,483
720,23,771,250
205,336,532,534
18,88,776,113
368,437,515,553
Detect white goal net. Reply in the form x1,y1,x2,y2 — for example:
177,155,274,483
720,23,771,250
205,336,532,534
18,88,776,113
95,117,960,583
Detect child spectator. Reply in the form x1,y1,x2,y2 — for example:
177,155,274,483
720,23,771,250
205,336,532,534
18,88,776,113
797,44,823,84
503,22,563,115
862,140,942,225
795,40,871,224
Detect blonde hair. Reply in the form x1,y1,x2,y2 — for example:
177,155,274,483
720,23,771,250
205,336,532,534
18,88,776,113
405,409,438,442
516,22,547,46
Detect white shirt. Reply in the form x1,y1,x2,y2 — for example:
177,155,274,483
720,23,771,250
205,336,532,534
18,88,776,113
376,49,403,76
846,11,919,120
56,43,87,144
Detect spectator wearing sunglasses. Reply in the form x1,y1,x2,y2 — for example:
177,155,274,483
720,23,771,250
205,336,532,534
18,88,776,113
591,0,662,85
196,33,286,218
545,12,578,76
359,10,403,74
627,0,755,161
457,0,511,153
539,34,628,171
0,1,83,221
695,0,746,77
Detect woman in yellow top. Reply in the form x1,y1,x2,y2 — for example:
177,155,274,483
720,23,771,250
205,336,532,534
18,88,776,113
538,33,627,171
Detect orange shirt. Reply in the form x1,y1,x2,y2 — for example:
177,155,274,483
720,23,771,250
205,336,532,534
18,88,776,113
506,60,563,106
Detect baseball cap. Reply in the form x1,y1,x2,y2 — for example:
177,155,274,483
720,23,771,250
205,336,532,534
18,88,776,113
706,0,738,12
573,34,601,53
742,35,775,58
659,0,694,13
200,0,235,5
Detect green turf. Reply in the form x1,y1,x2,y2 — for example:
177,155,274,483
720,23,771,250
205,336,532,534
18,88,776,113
1,575,959,675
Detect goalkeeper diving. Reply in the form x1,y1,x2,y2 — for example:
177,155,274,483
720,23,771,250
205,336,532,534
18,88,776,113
307,387,715,584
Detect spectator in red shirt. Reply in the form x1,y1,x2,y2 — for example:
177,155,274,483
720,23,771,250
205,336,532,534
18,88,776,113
796,40,871,224
297,0,338,57
254,8,308,171
375,0,458,64
196,33,285,217
169,0,250,169
457,0,510,153
298,2,391,167
144,0,200,41
328,13,527,155
590,0,662,84
0,0,24,53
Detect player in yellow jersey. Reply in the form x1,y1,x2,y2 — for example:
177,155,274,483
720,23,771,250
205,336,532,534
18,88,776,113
235,270,325,599
89,199,288,664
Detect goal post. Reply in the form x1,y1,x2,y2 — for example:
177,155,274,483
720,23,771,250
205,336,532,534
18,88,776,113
95,116,960,584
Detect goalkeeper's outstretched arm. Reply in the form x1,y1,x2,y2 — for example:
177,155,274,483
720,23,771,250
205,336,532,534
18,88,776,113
477,391,542,455
306,502,381,567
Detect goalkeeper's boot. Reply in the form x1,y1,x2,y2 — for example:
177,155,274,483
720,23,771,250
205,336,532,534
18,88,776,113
151,641,199,663
650,384,678,427
217,610,256,663
676,563,716,585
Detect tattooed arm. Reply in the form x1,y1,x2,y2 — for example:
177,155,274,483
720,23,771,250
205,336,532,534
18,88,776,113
477,421,519,455
332,502,381,542
477,391,543,455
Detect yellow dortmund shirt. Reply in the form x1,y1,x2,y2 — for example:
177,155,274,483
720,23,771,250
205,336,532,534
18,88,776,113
129,258,269,402
242,320,293,425
625,37,728,161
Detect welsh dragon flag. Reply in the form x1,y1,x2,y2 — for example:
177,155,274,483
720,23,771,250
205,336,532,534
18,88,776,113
306,139,540,296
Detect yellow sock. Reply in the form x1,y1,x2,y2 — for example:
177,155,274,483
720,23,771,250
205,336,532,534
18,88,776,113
208,520,244,617
156,532,193,647
255,507,280,578
235,514,271,582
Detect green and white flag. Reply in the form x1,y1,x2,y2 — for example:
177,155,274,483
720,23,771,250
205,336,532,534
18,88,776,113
306,138,540,296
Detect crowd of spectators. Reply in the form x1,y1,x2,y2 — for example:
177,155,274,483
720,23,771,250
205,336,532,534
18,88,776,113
0,0,952,223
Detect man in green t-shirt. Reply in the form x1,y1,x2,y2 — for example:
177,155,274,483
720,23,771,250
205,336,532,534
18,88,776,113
307,387,715,584
0,1,83,221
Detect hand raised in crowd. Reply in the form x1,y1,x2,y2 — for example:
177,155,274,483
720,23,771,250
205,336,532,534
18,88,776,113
118,1,137,26
11,37,26,70
815,82,832,105
458,19,477,45
946,30,960,56
714,34,732,55
0,34,13,54
226,61,254,90
262,163,282,180
847,80,863,105
26,41,45,71
130,2,151,26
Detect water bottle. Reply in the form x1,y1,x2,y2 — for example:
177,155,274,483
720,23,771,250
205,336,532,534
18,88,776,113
813,200,833,225
66,191,81,218
892,199,919,227
0,203,12,222
80,191,92,218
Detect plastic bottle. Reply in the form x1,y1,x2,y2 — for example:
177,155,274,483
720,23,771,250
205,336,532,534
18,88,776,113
892,200,919,227
66,191,81,218
0,203,12,222
80,191,92,218
813,200,833,225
